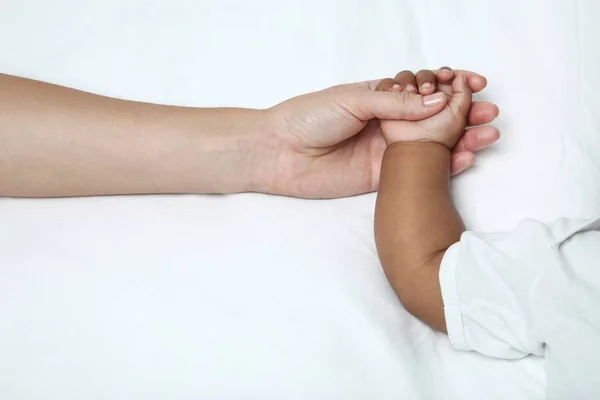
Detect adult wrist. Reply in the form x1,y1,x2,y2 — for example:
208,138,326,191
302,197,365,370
189,107,274,195
241,107,294,196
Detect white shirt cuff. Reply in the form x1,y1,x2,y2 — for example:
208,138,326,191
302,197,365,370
439,242,470,352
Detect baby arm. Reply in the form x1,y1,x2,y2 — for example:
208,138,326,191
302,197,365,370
375,142,462,333
374,69,473,333
374,69,600,399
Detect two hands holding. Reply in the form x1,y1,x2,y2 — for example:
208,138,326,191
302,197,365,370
261,66,498,198
268,66,497,333
0,67,494,333
0,68,499,198
0,67,498,198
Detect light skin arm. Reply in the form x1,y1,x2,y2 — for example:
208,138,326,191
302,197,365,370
0,71,499,198
374,142,463,333
0,73,271,197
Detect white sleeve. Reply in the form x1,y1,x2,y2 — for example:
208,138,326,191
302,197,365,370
439,217,600,360
439,217,600,398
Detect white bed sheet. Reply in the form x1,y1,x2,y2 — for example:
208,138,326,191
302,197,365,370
0,0,599,399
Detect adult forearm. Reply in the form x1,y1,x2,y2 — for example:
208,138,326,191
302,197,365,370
374,142,464,332
0,73,269,197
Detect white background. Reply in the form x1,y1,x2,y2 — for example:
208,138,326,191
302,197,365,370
0,1,598,398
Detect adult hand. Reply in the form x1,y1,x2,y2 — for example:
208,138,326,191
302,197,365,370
261,70,499,198
0,71,497,199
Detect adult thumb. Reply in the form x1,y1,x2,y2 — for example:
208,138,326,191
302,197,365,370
354,89,447,121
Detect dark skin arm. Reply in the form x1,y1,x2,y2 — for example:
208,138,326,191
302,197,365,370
374,141,464,333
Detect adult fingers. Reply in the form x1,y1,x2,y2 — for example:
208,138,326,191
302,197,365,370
450,152,476,176
354,88,447,121
468,101,500,126
453,126,500,153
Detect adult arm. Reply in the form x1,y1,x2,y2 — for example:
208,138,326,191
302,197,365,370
0,73,269,197
0,72,498,198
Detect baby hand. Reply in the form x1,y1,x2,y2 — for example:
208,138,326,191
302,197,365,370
376,67,472,149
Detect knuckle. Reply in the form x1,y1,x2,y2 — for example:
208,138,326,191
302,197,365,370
394,89,412,105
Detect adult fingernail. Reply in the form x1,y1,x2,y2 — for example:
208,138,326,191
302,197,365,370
423,92,444,106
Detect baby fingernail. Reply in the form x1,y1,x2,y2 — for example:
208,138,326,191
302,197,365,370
421,82,433,90
423,92,444,106
406,84,417,93
392,83,401,90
